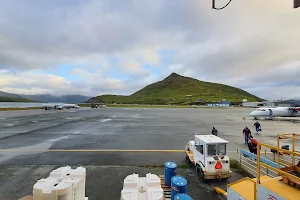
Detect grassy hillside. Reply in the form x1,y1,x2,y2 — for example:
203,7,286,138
0,91,25,99
89,73,263,104
0,96,33,102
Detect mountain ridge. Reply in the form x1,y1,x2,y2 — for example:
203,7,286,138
0,96,33,102
0,91,91,103
0,91,26,99
88,73,263,104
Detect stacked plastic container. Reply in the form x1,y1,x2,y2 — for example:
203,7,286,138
164,161,192,200
120,173,164,200
164,161,177,186
33,166,88,200
174,193,193,200
171,176,187,199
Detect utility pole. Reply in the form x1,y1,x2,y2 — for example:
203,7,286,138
212,0,232,10
212,0,300,10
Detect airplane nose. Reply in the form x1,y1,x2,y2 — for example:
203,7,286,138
249,111,255,116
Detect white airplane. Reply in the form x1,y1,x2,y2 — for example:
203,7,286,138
249,107,300,119
42,103,79,110
63,104,80,109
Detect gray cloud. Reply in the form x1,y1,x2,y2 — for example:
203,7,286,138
0,0,214,69
0,0,299,99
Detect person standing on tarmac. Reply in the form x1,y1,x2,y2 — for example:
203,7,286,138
212,127,218,136
249,135,258,155
243,126,251,144
253,121,261,134
248,137,254,153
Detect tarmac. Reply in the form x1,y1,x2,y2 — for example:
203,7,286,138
0,107,299,199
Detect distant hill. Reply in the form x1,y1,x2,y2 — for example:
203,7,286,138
88,73,263,104
23,94,91,103
0,96,33,102
0,91,26,99
0,91,33,102
0,91,90,103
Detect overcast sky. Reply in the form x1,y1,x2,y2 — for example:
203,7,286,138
0,0,299,100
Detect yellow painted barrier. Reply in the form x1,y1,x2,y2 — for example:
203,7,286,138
214,187,227,196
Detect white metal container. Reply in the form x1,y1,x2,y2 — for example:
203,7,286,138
121,173,164,200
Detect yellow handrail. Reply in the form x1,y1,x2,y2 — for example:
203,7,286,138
257,142,300,185
260,143,300,157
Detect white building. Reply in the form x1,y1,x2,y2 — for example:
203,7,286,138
242,101,275,108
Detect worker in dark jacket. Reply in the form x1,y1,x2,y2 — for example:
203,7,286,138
253,121,261,133
212,127,218,136
243,126,251,144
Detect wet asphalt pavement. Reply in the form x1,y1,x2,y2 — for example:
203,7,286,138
0,107,299,199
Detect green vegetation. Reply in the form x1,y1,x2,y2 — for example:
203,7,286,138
89,73,263,105
142,163,191,169
0,96,33,102
0,107,40,111
230,159,243,173
142,164,165,168
230,159,254,177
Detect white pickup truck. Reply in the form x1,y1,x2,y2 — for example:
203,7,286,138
185,134,232,181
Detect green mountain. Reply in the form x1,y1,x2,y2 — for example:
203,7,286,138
88,73,263,104
0,90,91,103
0,96,33,102
0,91,26,99
0,91,33,102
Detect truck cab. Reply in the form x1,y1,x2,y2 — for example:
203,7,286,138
185,135,232,181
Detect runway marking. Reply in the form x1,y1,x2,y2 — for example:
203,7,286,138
99,119,112,123
4,124,14,127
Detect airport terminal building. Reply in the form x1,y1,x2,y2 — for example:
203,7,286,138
242,100,299,108
206,101,231,107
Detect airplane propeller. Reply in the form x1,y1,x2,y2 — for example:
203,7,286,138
290,103,299,115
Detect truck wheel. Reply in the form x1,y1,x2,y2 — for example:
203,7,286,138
185,155,190,164
199,168,205,182
196,166,205,182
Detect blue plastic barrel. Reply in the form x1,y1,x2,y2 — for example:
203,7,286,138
171,176,187,200
174,193,192,200
164,161,177,186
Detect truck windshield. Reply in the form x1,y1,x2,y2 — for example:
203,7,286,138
207,144,226,156
217,144,226,155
